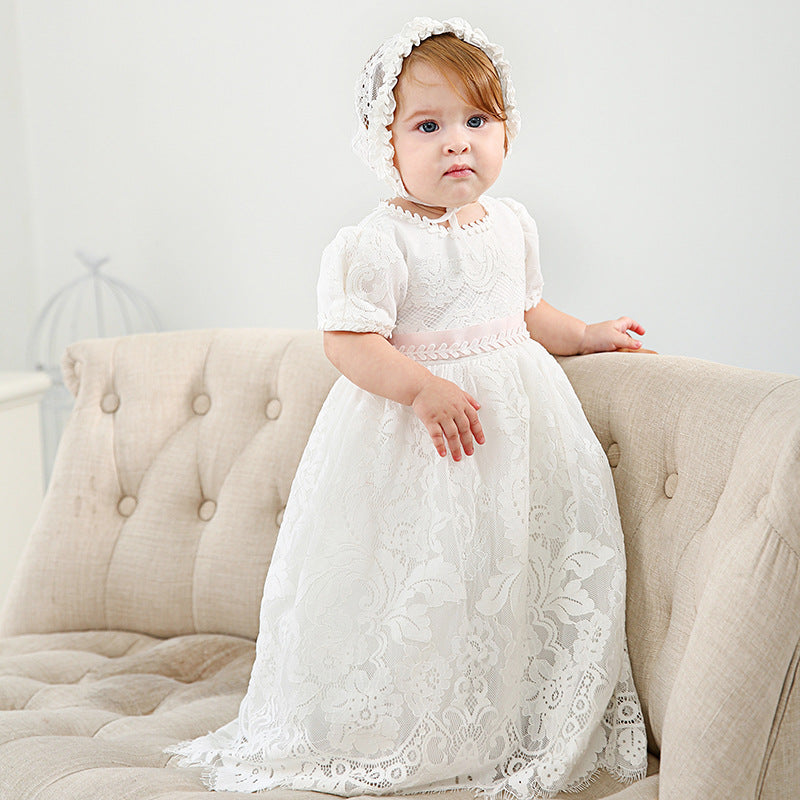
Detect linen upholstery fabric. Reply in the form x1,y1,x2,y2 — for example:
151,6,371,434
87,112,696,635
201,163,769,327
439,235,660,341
1,329,339,641
0,328,797,799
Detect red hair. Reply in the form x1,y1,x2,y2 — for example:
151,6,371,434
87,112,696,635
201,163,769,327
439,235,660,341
395,32,509,153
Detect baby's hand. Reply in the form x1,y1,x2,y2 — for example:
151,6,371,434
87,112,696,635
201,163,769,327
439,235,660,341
579,317,646,354
411,376,485,462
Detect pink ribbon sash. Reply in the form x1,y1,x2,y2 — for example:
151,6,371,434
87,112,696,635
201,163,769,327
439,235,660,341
389,311,529,362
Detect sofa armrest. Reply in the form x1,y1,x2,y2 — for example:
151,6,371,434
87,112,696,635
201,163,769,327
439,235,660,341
658,377,800,799
556,352,800,799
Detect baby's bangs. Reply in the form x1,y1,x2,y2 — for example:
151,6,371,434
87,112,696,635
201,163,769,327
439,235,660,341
404,33,507,122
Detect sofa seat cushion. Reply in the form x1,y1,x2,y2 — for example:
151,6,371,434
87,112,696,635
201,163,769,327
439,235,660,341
0,630,659,799
0,630,259,798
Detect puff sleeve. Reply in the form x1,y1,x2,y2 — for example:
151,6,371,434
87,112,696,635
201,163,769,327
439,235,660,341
498,197,545,311
317,224,408,338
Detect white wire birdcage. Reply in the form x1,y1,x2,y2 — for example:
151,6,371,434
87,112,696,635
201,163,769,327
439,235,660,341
26,249,161,488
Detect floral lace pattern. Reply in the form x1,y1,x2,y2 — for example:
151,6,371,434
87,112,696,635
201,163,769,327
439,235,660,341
166,196,648,798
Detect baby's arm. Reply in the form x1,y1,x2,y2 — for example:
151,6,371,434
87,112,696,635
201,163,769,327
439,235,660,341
324,331,485,461
525,300,645,355
506,197,647,355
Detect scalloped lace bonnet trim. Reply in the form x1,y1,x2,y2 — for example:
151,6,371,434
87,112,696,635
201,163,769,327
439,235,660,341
352,17,521,199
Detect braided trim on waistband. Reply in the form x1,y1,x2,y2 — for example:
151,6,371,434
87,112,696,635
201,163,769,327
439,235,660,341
394,323,530,362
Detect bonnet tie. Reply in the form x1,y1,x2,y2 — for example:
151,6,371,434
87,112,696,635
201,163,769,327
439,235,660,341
403,193,465,234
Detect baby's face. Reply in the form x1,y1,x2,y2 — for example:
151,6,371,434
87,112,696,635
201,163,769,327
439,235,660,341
389,61,505,208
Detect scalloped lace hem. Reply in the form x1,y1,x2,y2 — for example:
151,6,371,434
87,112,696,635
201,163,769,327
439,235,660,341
165,717,649,800
413,762,649,800
165,739,648,800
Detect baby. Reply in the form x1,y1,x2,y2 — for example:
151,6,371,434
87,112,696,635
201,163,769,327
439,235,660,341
326,21,648,463
166,17,650,799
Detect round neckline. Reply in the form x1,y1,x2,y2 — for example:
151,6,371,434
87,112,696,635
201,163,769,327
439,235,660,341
380,198,493,236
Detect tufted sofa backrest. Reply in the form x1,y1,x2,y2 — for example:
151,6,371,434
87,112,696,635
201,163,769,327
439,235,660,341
1,329,340,641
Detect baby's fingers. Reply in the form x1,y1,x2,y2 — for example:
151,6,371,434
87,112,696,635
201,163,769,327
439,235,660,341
620,334,642,349
455,415,475,457
617,316,645,342
441,419,463,462
465,403,486,446
426,424,448,458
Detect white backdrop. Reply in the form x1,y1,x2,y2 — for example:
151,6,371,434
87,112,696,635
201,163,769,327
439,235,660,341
3,0,799,375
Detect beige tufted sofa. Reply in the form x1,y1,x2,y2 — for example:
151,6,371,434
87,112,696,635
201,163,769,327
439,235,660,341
1,328,798,800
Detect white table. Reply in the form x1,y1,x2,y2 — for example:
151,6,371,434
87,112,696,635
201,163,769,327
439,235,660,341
0,371,51,608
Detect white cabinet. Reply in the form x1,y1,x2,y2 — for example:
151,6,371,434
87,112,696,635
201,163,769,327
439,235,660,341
0,371,51,608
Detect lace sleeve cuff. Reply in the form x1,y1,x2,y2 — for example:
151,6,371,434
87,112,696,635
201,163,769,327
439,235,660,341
317,315,394,338
525,292,543,311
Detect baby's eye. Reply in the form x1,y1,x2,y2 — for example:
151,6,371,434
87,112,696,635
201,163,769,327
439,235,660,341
418,121,438,133
467,115,487,128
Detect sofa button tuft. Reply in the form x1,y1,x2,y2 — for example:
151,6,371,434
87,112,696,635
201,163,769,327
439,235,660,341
606,442,620,468
266,399,282,420
101,393,120,413
118,495,137,516
664,473,678,498
198,499,217,521
276,507,285,526
192,393,211,415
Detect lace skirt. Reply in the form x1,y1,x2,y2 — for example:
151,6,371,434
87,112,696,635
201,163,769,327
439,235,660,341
165,317,648,798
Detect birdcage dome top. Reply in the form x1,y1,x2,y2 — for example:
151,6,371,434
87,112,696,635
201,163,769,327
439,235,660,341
27,250,160,381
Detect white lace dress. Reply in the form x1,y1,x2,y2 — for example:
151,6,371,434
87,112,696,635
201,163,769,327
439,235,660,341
165,195,649,799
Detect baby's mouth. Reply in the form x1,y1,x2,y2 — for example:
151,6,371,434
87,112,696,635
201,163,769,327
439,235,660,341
445,165,473,177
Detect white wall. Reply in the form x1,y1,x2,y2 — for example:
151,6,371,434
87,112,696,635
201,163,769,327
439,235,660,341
4,0,800,375
0,0,36,370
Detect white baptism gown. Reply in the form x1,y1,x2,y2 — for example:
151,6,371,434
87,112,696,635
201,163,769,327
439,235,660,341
165,195,649,799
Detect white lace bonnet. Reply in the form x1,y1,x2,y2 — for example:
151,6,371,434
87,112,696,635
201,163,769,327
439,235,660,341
352,16,521,201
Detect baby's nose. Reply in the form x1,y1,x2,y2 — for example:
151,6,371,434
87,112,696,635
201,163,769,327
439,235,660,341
446,139,470,154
